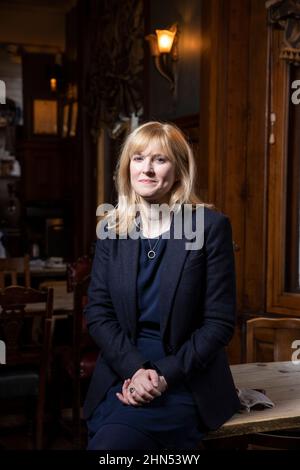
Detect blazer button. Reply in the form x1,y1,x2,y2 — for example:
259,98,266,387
165,345,173,353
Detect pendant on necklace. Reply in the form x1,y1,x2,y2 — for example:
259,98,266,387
147,250,156,259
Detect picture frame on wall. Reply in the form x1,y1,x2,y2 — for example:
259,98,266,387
33,99,58,135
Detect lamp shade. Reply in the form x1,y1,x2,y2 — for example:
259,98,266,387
50,77,57,92
145,34,160,57
155,29,176,53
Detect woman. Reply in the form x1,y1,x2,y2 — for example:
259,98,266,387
84,121,240,450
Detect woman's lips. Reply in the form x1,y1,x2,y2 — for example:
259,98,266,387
138,180,156,184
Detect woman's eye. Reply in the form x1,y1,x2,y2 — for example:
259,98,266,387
132,155,143,161
156,156,166,163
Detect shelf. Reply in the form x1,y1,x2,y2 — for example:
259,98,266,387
0,175,20,180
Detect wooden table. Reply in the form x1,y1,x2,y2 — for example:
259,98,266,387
30,266,67,278
206,361,300,439
48,282,73,315
26,282,74,344
28,265,67,290
27,282,74,317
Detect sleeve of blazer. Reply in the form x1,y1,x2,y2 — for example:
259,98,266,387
84,237,148,380
154,214,237,386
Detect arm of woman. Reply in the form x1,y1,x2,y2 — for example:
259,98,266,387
152,214,237,386
85,237,152,381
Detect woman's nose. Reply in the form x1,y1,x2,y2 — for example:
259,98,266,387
142,158,154,173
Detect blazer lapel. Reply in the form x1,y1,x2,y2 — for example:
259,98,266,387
119,236,140,340
159,234,188,340
159,207,190,339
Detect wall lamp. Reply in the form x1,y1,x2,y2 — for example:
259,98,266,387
49,54,63,93
145,23,179,99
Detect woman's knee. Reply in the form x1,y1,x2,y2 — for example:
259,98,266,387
87,423,161,450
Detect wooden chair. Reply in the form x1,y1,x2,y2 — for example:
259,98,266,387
72,274,96,449
0,286,53,449
0,255,31,288
247,317,300,363
55,256,97,449
246,317,300,449
66,255,92,293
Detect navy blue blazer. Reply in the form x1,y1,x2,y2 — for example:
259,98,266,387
83,206,241,431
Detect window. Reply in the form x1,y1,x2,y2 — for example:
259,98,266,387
267,28,300,314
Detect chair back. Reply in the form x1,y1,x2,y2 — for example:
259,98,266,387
0,255,31,289
73,274,95,372
0,286,53,449
66,256,92,292
0,285,53,367
55,257,95,448
246,317,300,362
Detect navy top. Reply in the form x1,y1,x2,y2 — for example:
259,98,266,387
86,233,204,449
136,234,192,393
136,234,167,361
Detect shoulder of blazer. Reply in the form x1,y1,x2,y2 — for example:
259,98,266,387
203,206,231,230
189,206,230,233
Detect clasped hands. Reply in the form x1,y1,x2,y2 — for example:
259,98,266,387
116,368,167,407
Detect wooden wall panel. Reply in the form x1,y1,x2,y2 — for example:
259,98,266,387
222,0,250,316
200,0,269,362
243,0,269,315
199,0,228,208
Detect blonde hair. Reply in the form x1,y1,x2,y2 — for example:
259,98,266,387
104,121,212,235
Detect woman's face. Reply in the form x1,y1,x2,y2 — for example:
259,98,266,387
129,141,177,204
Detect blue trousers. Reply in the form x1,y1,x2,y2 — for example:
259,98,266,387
86,382,205,450
87,423,162,450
